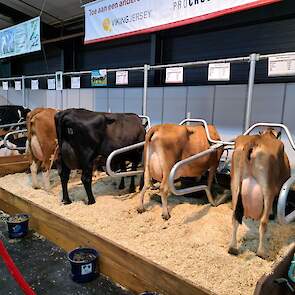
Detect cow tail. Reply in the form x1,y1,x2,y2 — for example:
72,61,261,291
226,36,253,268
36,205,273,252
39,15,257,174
54,112,63,149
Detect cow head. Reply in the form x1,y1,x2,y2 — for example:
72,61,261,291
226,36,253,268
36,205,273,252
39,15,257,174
259,128,281,139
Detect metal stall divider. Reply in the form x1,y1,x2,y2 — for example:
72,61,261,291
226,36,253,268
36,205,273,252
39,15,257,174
168,122,295,224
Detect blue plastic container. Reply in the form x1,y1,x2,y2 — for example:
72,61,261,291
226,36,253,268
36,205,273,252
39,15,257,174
7,214,29,238
68,247,99,283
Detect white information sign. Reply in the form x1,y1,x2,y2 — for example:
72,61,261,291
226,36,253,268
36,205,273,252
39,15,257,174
165,67,183,84
116,71,128,85
47,79,56,90
56,71,63,91
208,63,231,81
15,81,21,91
268,53,295,76
84,0,280,44
71,77,81,89
2,81,8,90
31,79,39,90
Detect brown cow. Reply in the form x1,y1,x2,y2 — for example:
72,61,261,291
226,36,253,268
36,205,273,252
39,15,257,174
228,129,290,259
137,123,223,220
26,108,58,191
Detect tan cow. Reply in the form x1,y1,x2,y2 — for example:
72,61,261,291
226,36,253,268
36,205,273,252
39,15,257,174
228,129,290,258
138,123,223,220
26,108,58,191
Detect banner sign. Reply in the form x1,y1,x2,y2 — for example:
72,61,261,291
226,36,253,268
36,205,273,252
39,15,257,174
31,80,39,90
84,0,280,44
91,70,107,86
56,71,63,91
2,81,8,91
165,67,183,84
208,63,231,81
15,81,21,91
0,17,41,59
116,71,128,85
71,77,81,89
268,53,295,77
48,79,56,90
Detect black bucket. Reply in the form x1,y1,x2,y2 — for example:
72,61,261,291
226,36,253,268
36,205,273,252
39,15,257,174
7,214,29,239
68,247,99,283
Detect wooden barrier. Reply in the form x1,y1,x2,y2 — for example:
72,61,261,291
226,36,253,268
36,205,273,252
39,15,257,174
0,188,214,295
0,155,29,177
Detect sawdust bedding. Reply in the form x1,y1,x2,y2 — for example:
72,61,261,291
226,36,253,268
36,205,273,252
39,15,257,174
0,171,294,295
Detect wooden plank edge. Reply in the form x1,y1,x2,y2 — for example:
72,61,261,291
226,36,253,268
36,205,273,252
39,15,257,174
0,188,215,295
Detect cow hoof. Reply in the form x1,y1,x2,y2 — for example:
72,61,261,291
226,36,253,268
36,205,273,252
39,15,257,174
62,199,72,205
137,207,145,214
32,185,41,190
228,247,239,256
129,187,136,193
88,199,96,205
161,213,171,220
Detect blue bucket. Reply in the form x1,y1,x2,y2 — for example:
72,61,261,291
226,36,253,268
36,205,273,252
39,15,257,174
68,247,99,283
7,214,29,239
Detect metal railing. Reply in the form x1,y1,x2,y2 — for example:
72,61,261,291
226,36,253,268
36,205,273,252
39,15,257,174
0,121,26,129
3,129,27,151
168,122,295,214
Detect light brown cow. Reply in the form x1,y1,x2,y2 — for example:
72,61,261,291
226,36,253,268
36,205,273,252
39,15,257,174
26,108,58,191
228,129,290,258
138,123,223,220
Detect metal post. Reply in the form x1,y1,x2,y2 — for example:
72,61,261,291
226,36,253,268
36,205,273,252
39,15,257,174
244,53,258,131
143,64,149,116
21,75,25,107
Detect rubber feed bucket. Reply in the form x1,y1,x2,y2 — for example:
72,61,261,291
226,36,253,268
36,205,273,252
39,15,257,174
68,247,99,283
7,214,29,239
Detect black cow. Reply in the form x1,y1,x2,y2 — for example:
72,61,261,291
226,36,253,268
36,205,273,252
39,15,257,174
55,109,145,205
0,105,31,130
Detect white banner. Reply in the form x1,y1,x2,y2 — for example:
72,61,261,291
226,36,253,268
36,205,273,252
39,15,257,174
166,67,183,84
56,71,63,91
268,53,295,77
208,63,231,81
31,80,39,90
71,77,81,89
116,71,128,85
84,0,280,43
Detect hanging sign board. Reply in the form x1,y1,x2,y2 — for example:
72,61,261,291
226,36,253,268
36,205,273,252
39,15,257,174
84,0,280,44
208,63,231,81
116,71,128,85
31,80,39,90
268,53,295,76
165,67,183,84
71,77,81,89
91,70,107,87
56,71,63,91
2,81,8,90
47,79,56,90
15,81,21,91
0,17,41,59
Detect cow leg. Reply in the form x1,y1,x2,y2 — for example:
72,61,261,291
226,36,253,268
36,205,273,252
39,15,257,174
137,167,151,214
228,214,239,255
81,168,96,205
42,170,50,192
31,160,40,189
59,162,71,205
129,162,137,193
257,194,272,259
160,184,170,220
118,162,125,190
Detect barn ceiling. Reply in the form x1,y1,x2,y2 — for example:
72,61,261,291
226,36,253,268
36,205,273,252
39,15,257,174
0,0,90,31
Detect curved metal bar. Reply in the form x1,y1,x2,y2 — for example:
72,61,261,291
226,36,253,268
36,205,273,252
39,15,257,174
3,129,27,151
139,115,151,130
106,141,145,177
243,122,295,150
0,121,26,129
277,176,295,225
179,118,235,145
168,143,224,206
